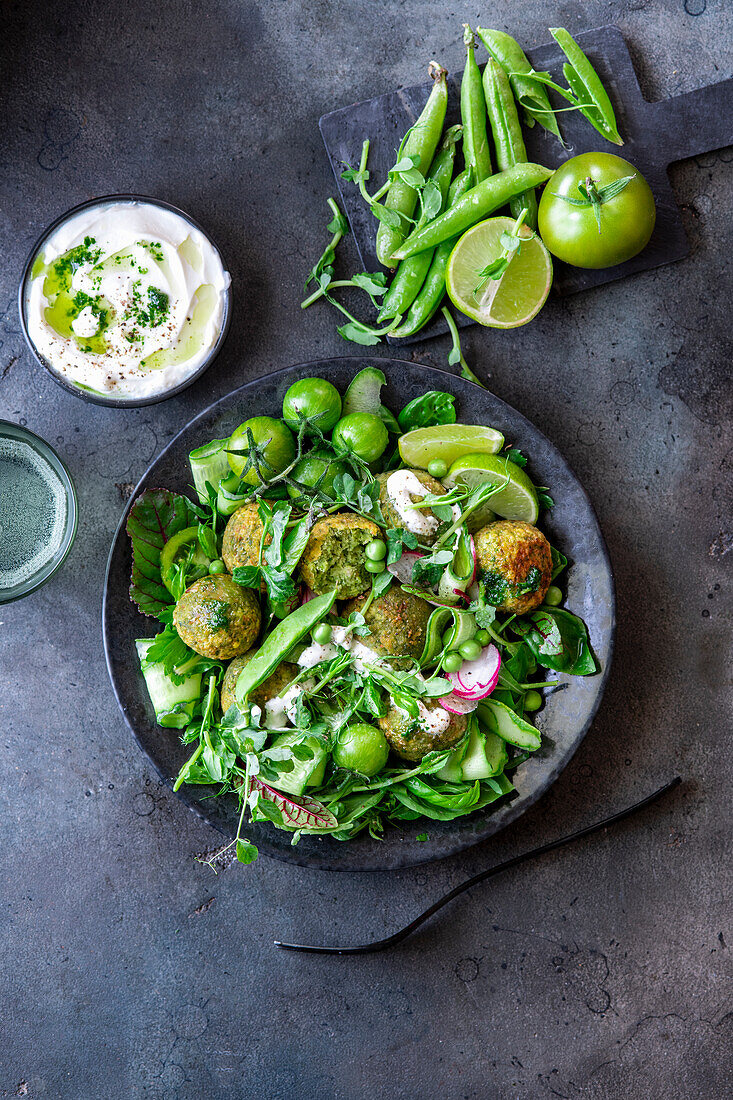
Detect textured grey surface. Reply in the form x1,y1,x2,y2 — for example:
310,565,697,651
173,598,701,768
0,1,731,1097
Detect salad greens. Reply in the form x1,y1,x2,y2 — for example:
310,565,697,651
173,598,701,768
128,369,597,867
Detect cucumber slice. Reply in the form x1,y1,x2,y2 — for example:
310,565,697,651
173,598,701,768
217,471,249,516
420,607,476,665
135,639,202,729
342,367,387,416
478,698,541,750
189,437,231,502
264,732,328,796
437,722,508,781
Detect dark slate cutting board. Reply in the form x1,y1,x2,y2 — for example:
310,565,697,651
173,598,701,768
319,24,732,344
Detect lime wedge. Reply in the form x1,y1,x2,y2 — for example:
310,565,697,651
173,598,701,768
398,423,504,470
443,452,539,524
446,217,552,328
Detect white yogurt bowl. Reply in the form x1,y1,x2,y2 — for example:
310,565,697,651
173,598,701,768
19,195,232,407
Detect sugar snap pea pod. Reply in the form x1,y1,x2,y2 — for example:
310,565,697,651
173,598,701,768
550,28,622,145
376,62,448,268
461,26,492,182
378,125,461,322
483,58,538,229
389,168,474,338
392,162,553,261
476,27,561,140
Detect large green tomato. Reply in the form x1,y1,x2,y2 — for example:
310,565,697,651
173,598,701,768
282,377,342,433
538,153,656,269
227,416,295,485
332,412,389,462
332,722,390,776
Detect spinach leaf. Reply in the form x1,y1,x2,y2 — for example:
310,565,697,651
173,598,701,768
397,390,456,430
127,489,197,617
514,608,597,675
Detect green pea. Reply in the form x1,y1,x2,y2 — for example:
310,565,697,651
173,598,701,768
544,585,563,606
427,458,448,478
459,639,482,661
444,651,464,673
474,628,491,646
365,558,386,574
365,538,387,562
524,690,542,712
312,622,333,645
208,559,225,575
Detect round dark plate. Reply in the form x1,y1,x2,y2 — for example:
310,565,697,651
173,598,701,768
103,358,615,871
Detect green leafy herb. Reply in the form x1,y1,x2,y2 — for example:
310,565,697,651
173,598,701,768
513,607,597,675
397,391,456,431
126,489,197,617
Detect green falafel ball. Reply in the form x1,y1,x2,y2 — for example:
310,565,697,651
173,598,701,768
377,469,446,546
474,519,552,615
220,654,298,714
343,584,430,668
298,513,380,599
173,574,260,660
221,501,272,576
378,698,467,762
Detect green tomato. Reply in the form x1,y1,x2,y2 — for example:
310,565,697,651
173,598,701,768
287,449,348,500
228,416,295,485
523,689,543,712
332,722,390,776
459,639,482,661
365,539,387,561
365,558,386,574
312,622,333,645
544,585,563,607
538,153,656,269
282,377,342,432
474,628,491,646
443,651,464,674
332,412,389,462
208,559,225,575
427,458,448,478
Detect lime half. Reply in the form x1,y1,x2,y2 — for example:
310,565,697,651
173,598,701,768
398,423,504,470
443,452,539,524
446,217,553,328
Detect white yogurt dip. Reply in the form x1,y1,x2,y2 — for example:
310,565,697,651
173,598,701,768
385,470,460,537
25,199,230,400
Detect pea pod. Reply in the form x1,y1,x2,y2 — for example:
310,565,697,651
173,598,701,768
550,28,622,145
461,26,492,182
375,62,448,267
389,168,474,338
378,125,461,322
392,162,553,261
235,589,337,705
483,58,538,228
476,27,561,140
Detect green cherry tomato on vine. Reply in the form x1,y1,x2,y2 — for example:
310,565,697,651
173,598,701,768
538,153,656,269
524,689,543,712
227,416,295,484
332,722,390,776
208,559,225,575
312,622,333,645
332,412,389,462
365,558,386,573
443,651,464,673
544,585,563,606
459,639,482,661
365,538,387,561
427,457,448,478
282,377,342,432
474,628,491,646
287,450,348,500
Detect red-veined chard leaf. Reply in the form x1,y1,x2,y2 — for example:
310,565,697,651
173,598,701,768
127,489,197,617
250,777,338,830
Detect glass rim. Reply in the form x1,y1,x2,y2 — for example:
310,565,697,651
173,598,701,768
0,419,78,603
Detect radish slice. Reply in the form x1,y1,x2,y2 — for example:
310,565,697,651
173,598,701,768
467,580,481,602
448,644,501,700
301,585,316,604
387,550,424,585
439,692,479,715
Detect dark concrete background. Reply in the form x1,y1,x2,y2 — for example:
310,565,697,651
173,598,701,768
1,1,730,1097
